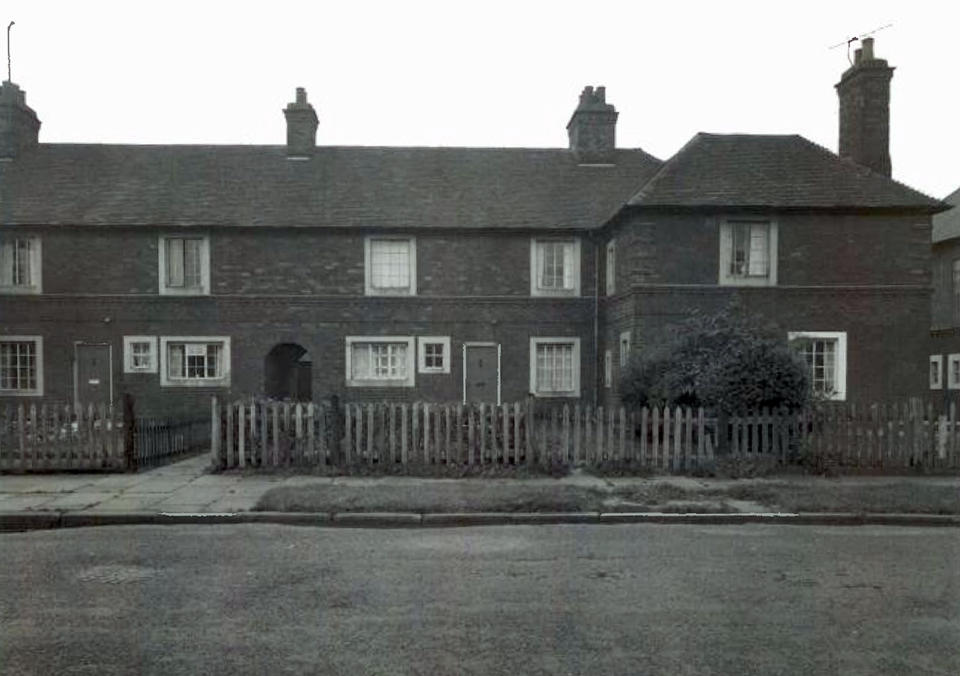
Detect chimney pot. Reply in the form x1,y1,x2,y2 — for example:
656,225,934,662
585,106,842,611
854,47,862,65
0,80,41,159
861,37,874,60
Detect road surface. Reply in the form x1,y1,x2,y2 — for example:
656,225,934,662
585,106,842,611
1,524,958,675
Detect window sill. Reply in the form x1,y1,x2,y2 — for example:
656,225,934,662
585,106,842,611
0,286,41,295
347,379,414,388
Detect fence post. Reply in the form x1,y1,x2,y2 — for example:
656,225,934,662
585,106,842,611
124,394,137,472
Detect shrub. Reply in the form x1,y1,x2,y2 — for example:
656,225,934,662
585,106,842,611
620,305,810,412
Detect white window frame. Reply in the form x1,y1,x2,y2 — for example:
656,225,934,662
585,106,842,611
788,331,847,401
530,237,581,297
0,235,42,295
619,330,631,370
529,337,581,398
364,236,417,296
123,336,158,374
605,238,616,295
345,336,416,387
604,349,612,388
158,235,210,296
719,218,778,287
159,336,230,387
948,354,960,390
418,336,451,375
0,335,43,397
930,354,944,390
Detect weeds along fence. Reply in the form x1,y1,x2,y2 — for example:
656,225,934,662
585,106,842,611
213,397,960,472
0,398,211,473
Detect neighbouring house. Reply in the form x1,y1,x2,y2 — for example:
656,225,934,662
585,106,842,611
0,37,948,416
928,187,960,400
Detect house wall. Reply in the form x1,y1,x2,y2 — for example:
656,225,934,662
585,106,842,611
1,228,600,415
597,210,933,405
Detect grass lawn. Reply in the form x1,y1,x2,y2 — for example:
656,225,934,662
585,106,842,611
254,477,960,515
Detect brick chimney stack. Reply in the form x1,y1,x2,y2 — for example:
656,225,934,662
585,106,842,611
283,87,318,158
566,85,618,162
835,37,894,176
0,80,41,159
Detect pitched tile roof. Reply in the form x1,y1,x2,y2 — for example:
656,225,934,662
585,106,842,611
627,133,947,212
0,144,662,230
932,187,960,243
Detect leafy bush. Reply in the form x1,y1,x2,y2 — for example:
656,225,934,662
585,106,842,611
620,305,810,412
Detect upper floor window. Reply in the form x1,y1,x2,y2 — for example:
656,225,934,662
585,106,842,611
0,236,42,294
365,237,417,296
719,219,778,286
159,235,210,295
605,239,616,295
788,331,846,401
531,238,581,296
0,336,43,396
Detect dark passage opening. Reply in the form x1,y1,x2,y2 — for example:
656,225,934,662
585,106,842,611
264,343,312,401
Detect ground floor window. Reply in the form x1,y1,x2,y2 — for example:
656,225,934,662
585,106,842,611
930,355,944,390
418,336,451,374
346,336,416,387
123,336,158,374
530,337,580,397
788,331,846,401
949,354,960,390
0,336,42,396
159,336,231,387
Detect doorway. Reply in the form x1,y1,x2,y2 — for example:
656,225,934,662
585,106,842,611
264,343,312,401
74,342,113,407
463,342,500,404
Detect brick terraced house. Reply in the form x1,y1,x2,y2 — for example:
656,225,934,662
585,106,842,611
928,187,960,398
0,38,948,415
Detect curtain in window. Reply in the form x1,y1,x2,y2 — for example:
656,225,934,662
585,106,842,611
351,344,371,379
184,239,202,288
0,240,13,286
371,240,410,289
538,241,574,289
166,239,185,287
168,344,184,379
536,343,573,392
748,224,769,276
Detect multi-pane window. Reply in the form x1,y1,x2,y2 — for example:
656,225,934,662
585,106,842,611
167,342,223,380
789,331,846,401
530,338,580,396
720,220,777,286
123,336,157,373
352,342,407,378
948,354,960,390
159,236,208,295
366,237,416,295
0,236,40,292
930,355,944,390
0,340,38,393
951,259,960,324
531,238,580,296
795,338,837,395
417,337,451,374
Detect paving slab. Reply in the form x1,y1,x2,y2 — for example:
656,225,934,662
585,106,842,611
41,493,118,511
86,497,166,512
0,477,98,493
0,495,58,510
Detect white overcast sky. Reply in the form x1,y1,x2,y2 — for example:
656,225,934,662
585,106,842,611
5,0,959,198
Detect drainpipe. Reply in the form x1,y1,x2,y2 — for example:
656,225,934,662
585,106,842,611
594,236,600,407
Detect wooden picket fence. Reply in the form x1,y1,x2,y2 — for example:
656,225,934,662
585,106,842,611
132,416,210,470
0,403,126,471
212,397,717,470
213,397,960,473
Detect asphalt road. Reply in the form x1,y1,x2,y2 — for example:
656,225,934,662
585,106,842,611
1,524,958,675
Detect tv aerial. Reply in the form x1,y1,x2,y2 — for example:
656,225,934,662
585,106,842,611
6,21,13,82
829,23,893,65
